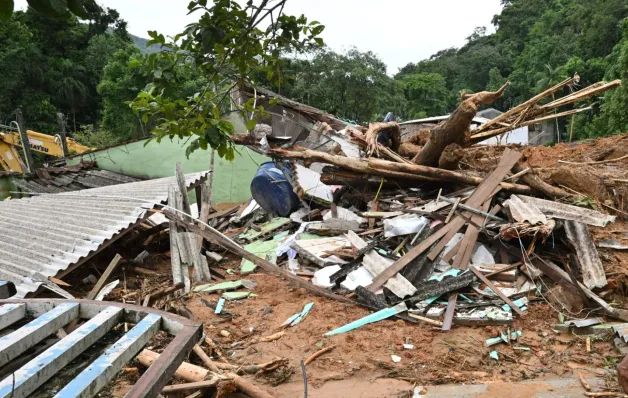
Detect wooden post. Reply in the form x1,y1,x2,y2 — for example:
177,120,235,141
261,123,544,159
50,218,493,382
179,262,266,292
175,162,192,220
87,254,123,300
197,183,211,248
56,113,70,157
15,109,34,174
208,150,215,206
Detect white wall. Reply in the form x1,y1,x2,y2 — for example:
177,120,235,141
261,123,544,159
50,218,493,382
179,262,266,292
477,126,529,145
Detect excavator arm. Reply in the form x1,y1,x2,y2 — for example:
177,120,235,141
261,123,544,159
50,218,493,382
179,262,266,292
0,140,26,173
1,130,92,157
0,130,92,174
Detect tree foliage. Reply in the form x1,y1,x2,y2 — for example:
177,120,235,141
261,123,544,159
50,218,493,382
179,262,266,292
391,0,628,140
128,0,325,159
0,5,129,135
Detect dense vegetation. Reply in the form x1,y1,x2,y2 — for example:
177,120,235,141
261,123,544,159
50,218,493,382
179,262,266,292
0,0,627,154
262,0,628,141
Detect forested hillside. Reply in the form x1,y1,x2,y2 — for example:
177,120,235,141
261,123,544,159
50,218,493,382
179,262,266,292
0,4,182,146
262,0,628,141
1,0,627,149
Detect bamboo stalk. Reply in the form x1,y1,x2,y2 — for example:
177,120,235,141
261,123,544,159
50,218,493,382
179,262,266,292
471,106,592,143
473,75,579,134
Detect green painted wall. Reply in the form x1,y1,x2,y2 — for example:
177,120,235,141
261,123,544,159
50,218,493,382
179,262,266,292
68,138,269,204
0,176,13,200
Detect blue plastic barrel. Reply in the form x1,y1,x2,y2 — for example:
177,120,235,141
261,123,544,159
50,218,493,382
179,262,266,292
250,162,300,217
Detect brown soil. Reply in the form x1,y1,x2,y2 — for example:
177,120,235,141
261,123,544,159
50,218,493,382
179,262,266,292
176,255,621,397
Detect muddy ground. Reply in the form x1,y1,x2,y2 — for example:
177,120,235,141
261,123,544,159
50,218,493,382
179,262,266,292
56,135,628,397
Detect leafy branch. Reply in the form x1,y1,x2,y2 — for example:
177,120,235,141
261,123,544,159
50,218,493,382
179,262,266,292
129,0,325,159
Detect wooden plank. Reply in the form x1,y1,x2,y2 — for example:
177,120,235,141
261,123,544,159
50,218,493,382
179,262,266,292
0,303,79,368
0,307,123,398
0,303,25,331
368,148,522,292
196,183,211,248
427,218,465,261
441,293,457,331
175,162,192,219
87,254,122,300
166,212,354,304
441,240,462,264
452,200,491,270
428,187,500,262
346,231,416,298
444,198,460,224
53,313,161,398
171,185,211,283
169,187,192,292
468,265,525,316
206,204,240,221
161,379,220,393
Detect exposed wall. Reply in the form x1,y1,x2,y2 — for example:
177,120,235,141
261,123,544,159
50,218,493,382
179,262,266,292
0,175,13,200
478,126,529,145
67,138,269,204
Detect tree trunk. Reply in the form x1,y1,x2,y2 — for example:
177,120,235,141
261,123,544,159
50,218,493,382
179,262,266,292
412,82,509,167
269,148,534,195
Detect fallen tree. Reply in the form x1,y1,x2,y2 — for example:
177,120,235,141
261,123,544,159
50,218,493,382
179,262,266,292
411,82,510,167
270,147,536,195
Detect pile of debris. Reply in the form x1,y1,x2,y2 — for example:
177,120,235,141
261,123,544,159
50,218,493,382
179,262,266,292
5,75,628,397
148,75,628,395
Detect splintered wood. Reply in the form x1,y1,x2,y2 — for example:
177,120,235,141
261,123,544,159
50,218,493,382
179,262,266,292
368,148,522,292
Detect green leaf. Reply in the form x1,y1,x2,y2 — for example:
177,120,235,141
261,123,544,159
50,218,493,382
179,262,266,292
198,0,206,6
245,119,256,130
314,37,324,47
49,0,67,15
128,59,142,68
311,25,325,36
225,146,235,161
0,0,14,19
26,0,59,16
67,0,88,18
309,20,320,25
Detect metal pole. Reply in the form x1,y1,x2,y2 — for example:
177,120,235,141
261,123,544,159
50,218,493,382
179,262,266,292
56,113,70,157
15,109,34,174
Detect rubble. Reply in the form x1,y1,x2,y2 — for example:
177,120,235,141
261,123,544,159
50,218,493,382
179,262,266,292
3,76,628,397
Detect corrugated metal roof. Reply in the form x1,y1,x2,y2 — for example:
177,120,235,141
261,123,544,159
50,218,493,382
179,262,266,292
12,163,141,194
0,171,208,298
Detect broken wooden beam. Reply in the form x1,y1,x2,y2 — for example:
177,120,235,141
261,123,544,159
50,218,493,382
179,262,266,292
368,148,522,292
87,254,122,300
468,265,525,316
165,212,354,304
269,148,533,194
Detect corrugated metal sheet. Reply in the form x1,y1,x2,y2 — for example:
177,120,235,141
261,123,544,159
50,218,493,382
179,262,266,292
519,195,616,227
564,220,607,289
503,194,548,225
0,171,208,298
13,164,140,194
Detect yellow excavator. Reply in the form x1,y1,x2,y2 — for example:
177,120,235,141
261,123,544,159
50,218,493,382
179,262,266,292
0,128,92,174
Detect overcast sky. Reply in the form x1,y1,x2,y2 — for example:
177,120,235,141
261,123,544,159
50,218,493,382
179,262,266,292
16,0,504,74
